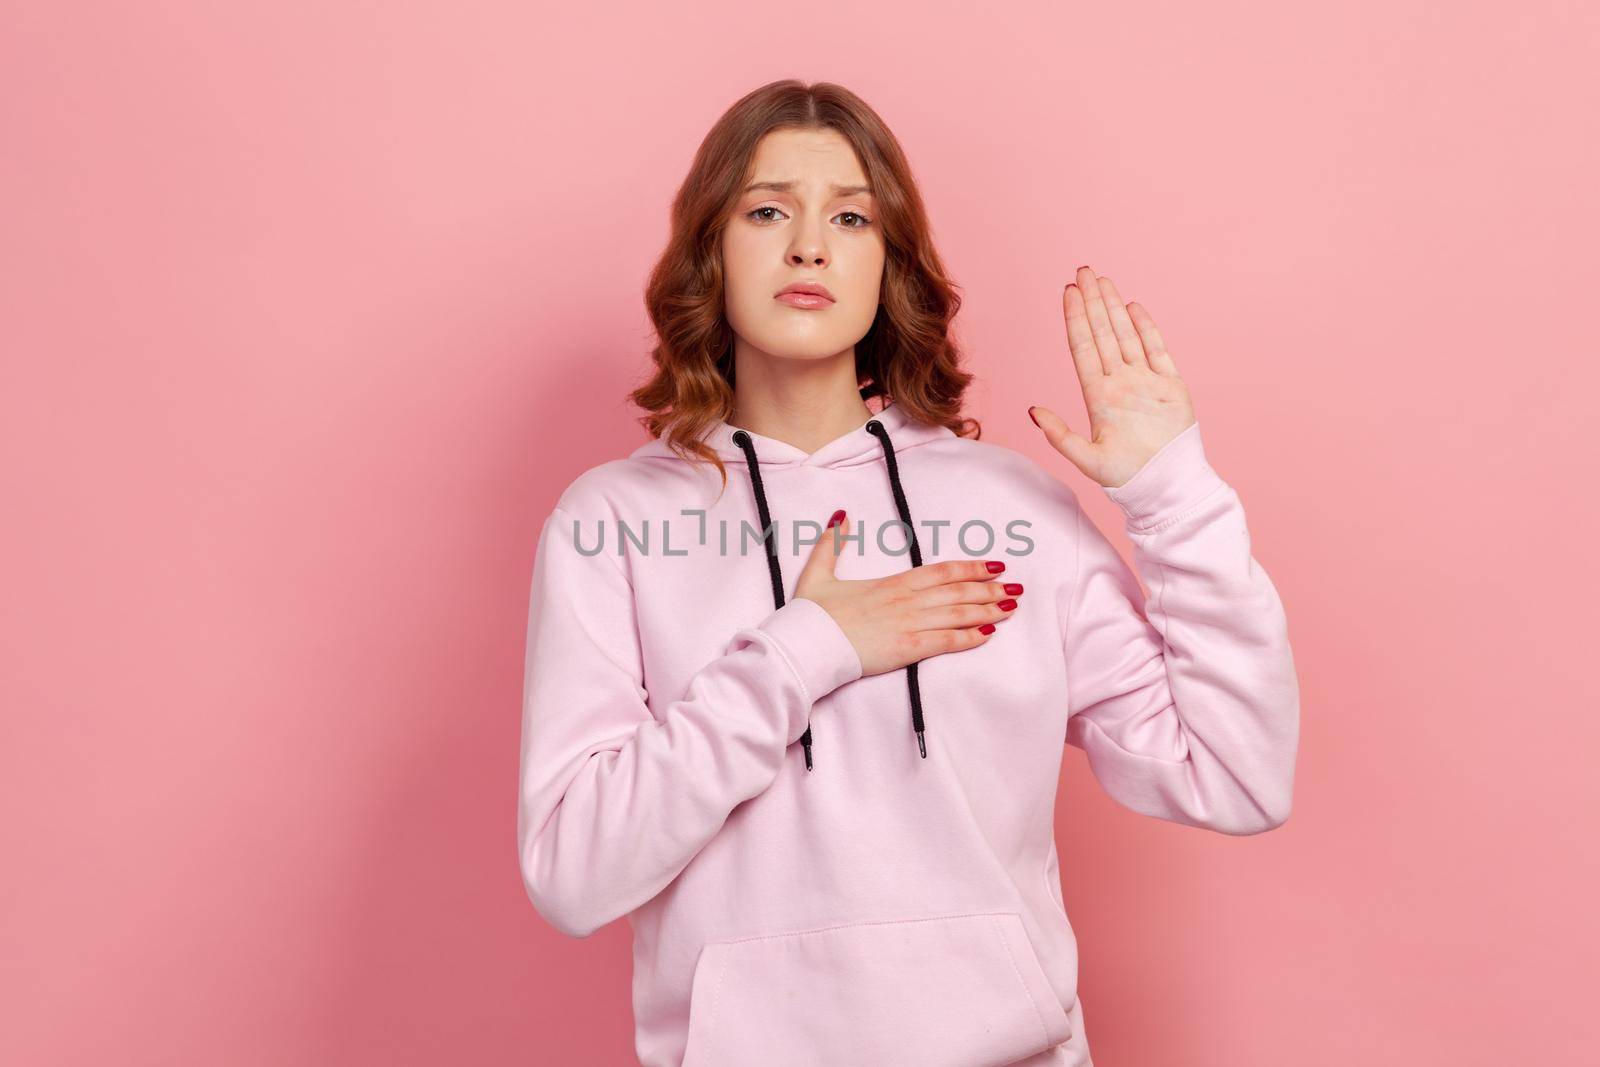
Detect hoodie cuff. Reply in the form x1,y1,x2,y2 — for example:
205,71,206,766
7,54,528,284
757,598,864,742
1102,421,1227,530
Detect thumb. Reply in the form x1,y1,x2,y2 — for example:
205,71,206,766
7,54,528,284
1028,405,1097,477
798,508,848,585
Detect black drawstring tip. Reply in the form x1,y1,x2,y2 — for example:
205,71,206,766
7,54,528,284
915,730,927,759
802,737,814,770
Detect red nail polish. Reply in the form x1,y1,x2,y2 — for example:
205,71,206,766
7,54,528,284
979,623,996,634
1004,583,1023,595
986,561,1005,573
827,509,845,528
1027,407,1039,428
998,599,1017,611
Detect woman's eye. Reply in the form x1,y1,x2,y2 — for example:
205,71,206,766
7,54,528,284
745,207,872,228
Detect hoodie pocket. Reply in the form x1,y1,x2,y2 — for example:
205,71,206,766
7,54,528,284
679,910,1073,1067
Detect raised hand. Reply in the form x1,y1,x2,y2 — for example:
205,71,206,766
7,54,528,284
1028,265,1197,489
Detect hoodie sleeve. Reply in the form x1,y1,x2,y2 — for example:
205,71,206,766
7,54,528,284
1061,422,1299,835
517,505,863,938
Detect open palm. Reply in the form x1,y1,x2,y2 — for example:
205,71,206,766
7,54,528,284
1029,265,1197,489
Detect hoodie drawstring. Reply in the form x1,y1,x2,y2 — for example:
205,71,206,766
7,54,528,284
865,417,930,760
731,415,929,771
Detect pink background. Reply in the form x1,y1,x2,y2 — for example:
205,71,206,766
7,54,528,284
4,2,1596,1064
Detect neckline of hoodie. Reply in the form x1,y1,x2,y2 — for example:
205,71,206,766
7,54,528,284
628,401,957,470
713,402,905,467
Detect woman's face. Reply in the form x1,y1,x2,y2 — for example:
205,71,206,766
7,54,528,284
721,127,886,365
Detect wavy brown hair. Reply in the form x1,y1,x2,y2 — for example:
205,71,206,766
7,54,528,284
628,79,981,489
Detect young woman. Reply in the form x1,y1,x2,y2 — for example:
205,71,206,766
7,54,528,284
517,80,1299,1067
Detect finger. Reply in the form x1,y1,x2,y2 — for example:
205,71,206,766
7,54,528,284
909,625,995,660
1062,284,1104,384
895,557,1008,592
909,597,1019,632
1028,404,1098,476
1127,302,1179,376
799,509,848,580
1095,276,1148,370
1076,266,1123,374
913,579,1023,609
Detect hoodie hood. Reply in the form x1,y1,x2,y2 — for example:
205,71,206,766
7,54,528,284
629,399,956,470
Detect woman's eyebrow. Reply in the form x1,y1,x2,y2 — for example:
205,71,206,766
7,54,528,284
743,180,874,197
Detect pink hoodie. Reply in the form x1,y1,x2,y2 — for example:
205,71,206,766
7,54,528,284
517,401,1299,1067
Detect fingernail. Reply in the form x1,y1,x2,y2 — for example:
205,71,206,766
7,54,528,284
1004,583,1023,595
827,509,845,528
979,623,996,635
1027,407,1039,428
999,599,1017,611
986,561,1005,573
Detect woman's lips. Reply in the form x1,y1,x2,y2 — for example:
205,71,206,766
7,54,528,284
775,292,835,309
